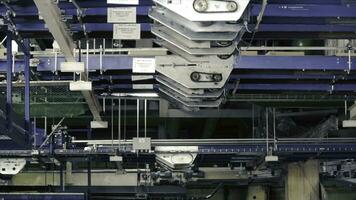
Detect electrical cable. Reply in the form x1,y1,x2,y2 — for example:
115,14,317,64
245,0,268,50
199,182,224,199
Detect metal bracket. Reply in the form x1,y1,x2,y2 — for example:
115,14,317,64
0,158,26,175
133,137,151,152
155,146,198,170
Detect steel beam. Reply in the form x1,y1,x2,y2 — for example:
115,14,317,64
0,109,29,148
256,24,356,32
1,54,353,92
6,31,12,131
0,193,85,200
33,0,75,61
92,82,356,92
33,0,102,121
252,4,356,17
4,55,356,72
3,3,356,18
10,54,355,92
23,38,31,147
11,22,356,33
161,109,252,118
40,73,356,82
1,32,29,148
7,55,348,72
237,55,355,70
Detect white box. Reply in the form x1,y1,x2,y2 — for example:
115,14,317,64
69,81,92,91
110,156,123,162
90,121,108,129
265,155,279,162
60,62,85,72
343,120,356,128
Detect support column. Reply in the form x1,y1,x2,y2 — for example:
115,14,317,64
246,185,267,200
286,160,320,200
87,155,91,200
158,99,169,139
60,161,65,191
86,127,92,200
202,118,218,139
6,31,12,130
66,161,72,180
24,38,31,147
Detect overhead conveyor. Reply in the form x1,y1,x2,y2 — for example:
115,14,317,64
0,0,356,199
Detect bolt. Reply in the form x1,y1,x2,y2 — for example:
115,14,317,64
213,74,223,82
193,0,208,12
226,2,238,12
191,72,201,82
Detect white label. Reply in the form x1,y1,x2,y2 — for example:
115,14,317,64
133,84,154,90
107,0,139,5
70,81,92,91
132,58,156,73
108,7,136,23
131,75,154,81
90,121,108,129
155,0,181,4
109,156,123,162
11,40,18,53
60,62,85,72
113,24,141,40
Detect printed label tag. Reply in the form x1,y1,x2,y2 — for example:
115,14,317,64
108,7,136,23
113,24,141,40
107,0,139,5
132,58,156,73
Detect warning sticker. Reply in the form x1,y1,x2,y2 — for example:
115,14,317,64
108,7,136,23
132,58,156,73
113,24,141,40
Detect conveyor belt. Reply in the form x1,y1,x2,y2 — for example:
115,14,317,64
74,138,356,146
2,138,356,159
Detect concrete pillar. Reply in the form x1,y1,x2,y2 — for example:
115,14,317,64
286,160,320,200
246,185,267,200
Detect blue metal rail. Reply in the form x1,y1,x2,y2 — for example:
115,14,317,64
0,55,354,72
1,2,356,34
2,3,356,18
0,193,85,200
1,55,355,92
